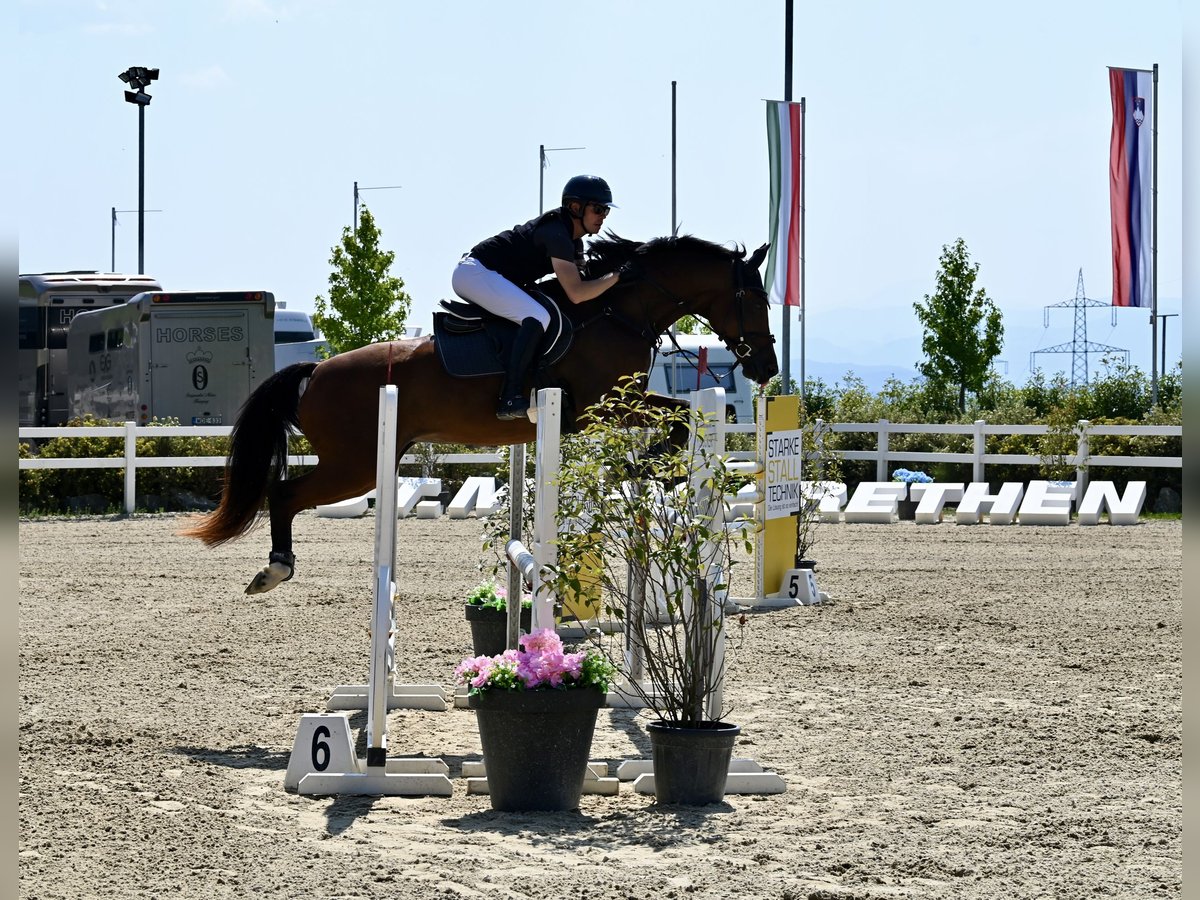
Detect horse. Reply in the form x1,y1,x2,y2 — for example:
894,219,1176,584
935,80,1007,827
181,233,779,594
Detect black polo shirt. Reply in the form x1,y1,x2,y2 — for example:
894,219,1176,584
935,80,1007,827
468,208,583,287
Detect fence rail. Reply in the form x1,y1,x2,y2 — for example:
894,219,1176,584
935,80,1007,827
20,419,1181,515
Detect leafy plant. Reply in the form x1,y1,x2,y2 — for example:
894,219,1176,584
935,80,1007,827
913,237,1005,414
312,204,412,355
464,580,530,611
549,377,751,724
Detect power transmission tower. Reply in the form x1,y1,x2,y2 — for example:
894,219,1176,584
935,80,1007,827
1030,269,1128,386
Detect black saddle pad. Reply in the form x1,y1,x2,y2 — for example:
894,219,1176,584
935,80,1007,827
433,289,573,378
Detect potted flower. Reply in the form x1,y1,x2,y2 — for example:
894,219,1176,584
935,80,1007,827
891,467,933,520
551,378,751,805
456,628,616,811
463,580,531,657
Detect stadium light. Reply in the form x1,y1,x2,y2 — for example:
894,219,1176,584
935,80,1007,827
118,66,159,274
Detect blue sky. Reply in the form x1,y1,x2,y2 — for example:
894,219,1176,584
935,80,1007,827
15,0,1184,390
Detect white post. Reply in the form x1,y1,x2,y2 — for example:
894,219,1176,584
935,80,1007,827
124,422,137,514
1076,420,1090,498
530,389,562,632
506,442,526,649
876,419,890,481
286,383,453,796
973,420,986,484
366,386,399,769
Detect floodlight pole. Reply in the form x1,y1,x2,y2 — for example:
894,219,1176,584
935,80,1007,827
137,102,145,273
119,66,158,275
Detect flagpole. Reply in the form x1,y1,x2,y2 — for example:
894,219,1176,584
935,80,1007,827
799,96,806,404
670,79,679,395
1151,63,1159,407
781,0,793,394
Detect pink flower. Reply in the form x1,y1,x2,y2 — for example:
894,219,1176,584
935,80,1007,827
519,628,563,655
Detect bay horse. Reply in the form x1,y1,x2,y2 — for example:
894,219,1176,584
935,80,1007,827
181,234,779,594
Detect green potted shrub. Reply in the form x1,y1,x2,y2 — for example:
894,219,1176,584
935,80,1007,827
463,580,530,657
551,378,752,805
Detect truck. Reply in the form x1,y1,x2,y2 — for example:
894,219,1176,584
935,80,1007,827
646,333,757,423
19,271,163,425
273,307,330,371
66,289,276,426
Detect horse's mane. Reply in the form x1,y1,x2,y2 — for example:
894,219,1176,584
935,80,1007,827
584,231,742,276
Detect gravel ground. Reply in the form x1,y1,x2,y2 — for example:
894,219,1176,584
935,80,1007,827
18,512,1181,899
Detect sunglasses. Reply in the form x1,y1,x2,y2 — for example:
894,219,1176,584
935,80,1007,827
588,203,611,217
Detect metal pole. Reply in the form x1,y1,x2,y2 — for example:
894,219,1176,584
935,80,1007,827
671,81,677,232
354,181,359,233
137,103,145,275
799,96,806,404
780,0,793,394
111,207,116,272
670,81,679,393
1150,63,1159,407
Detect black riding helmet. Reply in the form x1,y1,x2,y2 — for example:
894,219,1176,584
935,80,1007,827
562,175,616,215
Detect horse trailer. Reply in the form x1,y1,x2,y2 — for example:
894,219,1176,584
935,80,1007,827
19,271,163,425
646,333,756,423
66,289,276,426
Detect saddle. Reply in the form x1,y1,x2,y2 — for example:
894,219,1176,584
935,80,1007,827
433,288,574,378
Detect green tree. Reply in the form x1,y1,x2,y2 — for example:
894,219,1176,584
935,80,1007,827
673,315,711,335
313,205,411,355
913,237,1004,413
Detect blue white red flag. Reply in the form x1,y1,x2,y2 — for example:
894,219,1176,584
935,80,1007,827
765,100,802,308
1108,67,1154,308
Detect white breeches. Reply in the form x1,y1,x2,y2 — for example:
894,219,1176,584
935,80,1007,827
451,256,551,329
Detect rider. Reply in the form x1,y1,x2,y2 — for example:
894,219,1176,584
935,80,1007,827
452,174,626,420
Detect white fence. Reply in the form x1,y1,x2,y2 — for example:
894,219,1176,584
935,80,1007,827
19,419,1181,515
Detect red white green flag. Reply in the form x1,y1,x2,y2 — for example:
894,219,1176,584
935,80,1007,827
765,100,803,307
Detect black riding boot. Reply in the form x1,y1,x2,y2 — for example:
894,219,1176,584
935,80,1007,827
496,317,545,420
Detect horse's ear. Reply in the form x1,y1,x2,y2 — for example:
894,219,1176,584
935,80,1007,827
747,243,769,270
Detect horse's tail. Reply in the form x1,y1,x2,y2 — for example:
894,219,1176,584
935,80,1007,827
180,362,317,546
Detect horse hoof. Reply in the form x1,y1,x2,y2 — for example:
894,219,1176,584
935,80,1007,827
245,560,293,595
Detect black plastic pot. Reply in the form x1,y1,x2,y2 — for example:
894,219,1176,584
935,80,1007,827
464,603,531,657
469,688,605,811
646,720,741,805
897,499,918,520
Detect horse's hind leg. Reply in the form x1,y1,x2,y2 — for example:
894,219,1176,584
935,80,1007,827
244,461,375,595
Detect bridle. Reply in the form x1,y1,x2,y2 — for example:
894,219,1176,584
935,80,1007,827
726,257,776,364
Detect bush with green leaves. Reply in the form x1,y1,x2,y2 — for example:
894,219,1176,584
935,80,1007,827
548,377,752,724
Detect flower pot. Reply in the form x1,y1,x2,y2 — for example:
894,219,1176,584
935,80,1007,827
646,720,741,805
464,603,531,657
468,688,605,811
896,499,918,521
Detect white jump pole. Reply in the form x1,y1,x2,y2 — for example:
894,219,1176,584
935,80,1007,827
283,385,453,796
366,385,400,766
504,388,562,633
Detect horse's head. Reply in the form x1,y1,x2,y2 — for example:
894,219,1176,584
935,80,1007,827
709,243,778,385
587,233,779,385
